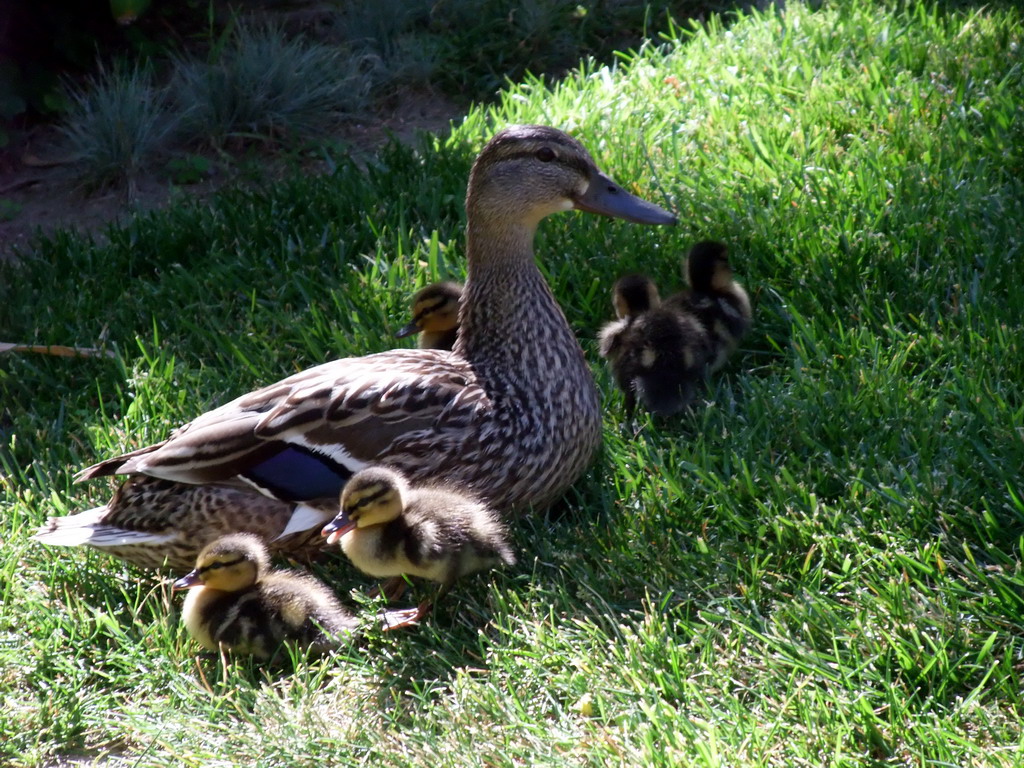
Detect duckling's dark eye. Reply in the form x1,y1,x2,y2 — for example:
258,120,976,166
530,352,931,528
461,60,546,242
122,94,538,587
536,147,555,163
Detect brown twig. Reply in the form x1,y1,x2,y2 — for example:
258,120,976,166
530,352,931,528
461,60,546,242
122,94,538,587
0,342,116,359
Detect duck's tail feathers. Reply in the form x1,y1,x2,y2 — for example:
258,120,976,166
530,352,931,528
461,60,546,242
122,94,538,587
74,442,165,482
32,506,176,548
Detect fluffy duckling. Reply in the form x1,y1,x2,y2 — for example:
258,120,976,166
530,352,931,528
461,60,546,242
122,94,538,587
395,281,463,351
322,466,515,629
598,273,661,369
173,533,357,659
665,240,752,371
599,274,712,417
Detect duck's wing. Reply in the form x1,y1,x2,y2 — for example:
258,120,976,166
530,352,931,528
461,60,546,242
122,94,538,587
76,349,486,502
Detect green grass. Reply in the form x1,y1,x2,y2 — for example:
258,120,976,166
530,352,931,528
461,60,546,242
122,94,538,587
3,1,1024,765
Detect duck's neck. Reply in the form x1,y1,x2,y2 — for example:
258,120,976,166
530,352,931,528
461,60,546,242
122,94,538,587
457,220,581,390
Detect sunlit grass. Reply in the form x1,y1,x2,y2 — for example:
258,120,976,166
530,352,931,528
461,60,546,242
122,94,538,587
2,1,1023,765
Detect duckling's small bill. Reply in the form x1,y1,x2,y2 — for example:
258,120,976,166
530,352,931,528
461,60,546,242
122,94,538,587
172,570,203,590
394,321,422,339
322,516,355,545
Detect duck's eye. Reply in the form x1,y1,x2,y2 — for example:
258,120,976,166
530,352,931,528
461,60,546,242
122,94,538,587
535,147,556,163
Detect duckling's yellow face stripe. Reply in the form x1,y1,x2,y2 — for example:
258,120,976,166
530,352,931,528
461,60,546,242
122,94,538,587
412,297,447,323
195,553,257,591
413,297,459,331
198,554,246,576
343,484,401,527
344,483,388,513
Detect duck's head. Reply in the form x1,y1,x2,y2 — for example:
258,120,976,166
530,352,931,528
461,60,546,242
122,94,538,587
466,125,677,230
395,282,463,340
322,466,409,543
686,240,733,292
612,273,661,320
172,533,268,592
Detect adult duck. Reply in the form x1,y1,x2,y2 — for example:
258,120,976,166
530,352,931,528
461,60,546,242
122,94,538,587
39,125,676,569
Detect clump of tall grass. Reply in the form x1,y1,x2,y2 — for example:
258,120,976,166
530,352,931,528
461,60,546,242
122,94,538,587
54,62,176,195
171,22,378,149
336,0,441,87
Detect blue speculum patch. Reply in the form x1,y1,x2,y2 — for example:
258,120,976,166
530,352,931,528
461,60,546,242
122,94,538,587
242,445,352,500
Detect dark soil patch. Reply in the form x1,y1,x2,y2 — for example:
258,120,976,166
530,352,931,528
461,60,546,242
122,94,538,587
0,88,462,262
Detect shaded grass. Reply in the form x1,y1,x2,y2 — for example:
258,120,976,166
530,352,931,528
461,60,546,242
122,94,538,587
170,21,375,149
2,1,1024,765
45,1,739,191
54,61,177,195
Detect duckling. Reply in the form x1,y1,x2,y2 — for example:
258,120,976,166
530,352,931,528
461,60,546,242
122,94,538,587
598,274,661,411
322,466,515,629
395,281,463,351
599,274,712,417
173,533,357,659
598,273,661,367
665,240,751,371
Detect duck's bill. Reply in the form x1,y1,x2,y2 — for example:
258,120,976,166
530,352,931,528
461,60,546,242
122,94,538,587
395,320,422,339
172,570,202,590
322,517,356,545
574,171,677,225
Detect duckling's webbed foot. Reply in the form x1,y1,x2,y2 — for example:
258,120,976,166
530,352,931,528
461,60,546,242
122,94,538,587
368,576,409,602
381,600,433,631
